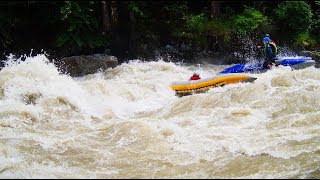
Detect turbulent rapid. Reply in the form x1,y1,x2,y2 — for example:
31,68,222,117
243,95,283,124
0,54,319,178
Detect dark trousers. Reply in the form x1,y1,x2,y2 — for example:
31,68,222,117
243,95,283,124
263,52,275,69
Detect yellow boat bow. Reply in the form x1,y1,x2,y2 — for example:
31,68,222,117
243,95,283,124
170,73,257,97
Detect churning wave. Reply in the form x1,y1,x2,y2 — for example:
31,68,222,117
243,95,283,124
0,54,319,178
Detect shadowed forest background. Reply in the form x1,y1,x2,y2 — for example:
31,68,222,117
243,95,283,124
0,1,319,64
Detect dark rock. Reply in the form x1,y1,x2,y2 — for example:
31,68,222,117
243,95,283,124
57,54,118,77
299,50,320,68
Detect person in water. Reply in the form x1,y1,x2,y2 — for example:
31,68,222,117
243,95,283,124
189,72,201,80
257,34,277,69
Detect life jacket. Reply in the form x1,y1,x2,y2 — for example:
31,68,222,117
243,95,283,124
262,42,278,57
270,41,278,55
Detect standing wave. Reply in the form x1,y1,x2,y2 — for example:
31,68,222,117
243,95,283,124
0,54,319,178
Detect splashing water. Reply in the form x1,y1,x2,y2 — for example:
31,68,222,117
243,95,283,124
0,54,319,179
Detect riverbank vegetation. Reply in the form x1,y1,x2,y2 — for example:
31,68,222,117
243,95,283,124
0,1,319,63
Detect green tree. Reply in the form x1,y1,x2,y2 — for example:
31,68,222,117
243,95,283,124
124,1,191,57
311,1,320,48
232,7,268,36
183,13,208,47
55,1,106,56
274,1,313,41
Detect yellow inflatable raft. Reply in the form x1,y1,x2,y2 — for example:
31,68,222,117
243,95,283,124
170,73,257,97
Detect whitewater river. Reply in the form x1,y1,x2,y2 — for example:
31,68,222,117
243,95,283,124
0,54,319,178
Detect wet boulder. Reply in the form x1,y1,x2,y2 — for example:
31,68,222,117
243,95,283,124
57,54,118,77
299,51,320,68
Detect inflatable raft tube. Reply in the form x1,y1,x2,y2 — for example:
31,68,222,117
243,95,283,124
170,73,257,97
220,57,315,74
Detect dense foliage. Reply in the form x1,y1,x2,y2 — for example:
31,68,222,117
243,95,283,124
0,1,319,62
273,1,315,49
56,1,106,55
